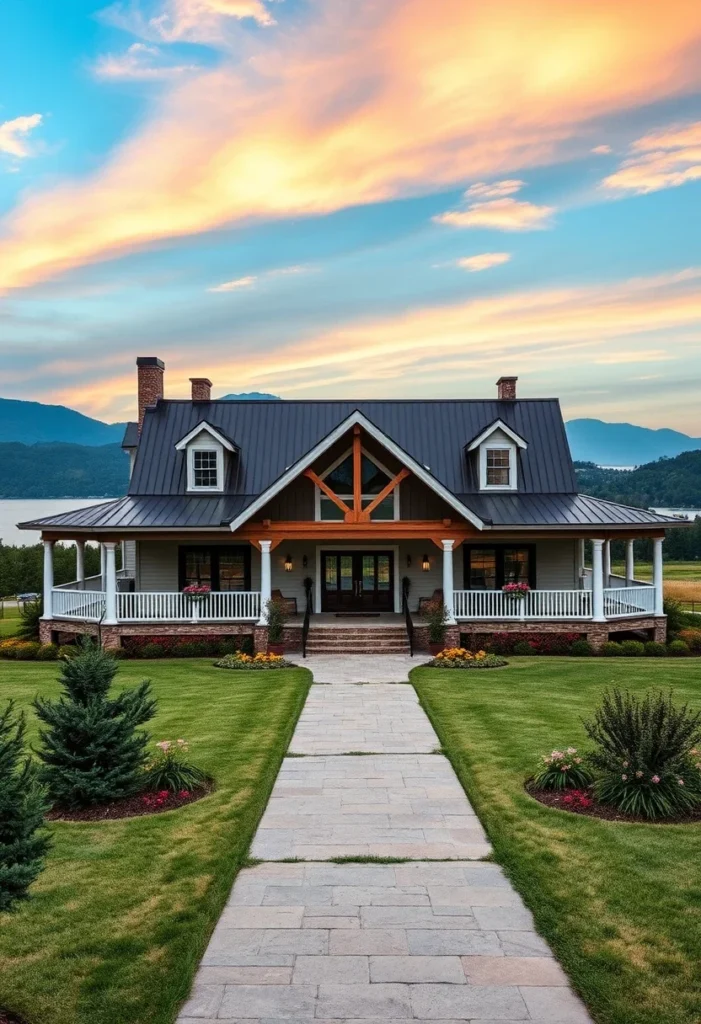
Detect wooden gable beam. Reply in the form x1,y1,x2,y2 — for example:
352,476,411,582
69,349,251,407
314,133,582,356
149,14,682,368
353,424,362,518
303,468,353,520
359,467,411,521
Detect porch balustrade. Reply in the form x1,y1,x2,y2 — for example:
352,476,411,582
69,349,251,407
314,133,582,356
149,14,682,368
452,584,655,621
51,588,261,623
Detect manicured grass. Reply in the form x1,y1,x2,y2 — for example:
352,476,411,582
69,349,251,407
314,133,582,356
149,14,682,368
412,659,701,1024
0,659,311,1024
0,604,20,637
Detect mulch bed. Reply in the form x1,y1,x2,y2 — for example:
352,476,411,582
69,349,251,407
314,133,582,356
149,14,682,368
0,1011,29,1024
527,783,701,825
46,783,212,822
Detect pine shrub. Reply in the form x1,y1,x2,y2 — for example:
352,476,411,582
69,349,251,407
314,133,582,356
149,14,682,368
33,639,157,809
0,702,50,912
584,688,701,819
15,599,42,641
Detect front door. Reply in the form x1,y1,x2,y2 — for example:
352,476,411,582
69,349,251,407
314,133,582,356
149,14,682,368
321,551,394,612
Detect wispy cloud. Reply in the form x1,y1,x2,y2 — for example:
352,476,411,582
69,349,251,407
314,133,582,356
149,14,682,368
207,263,310,292
152,0,277,38
3,0,701,287
603,121,701,194
207,274,257,292
465,180,524,199
436,197,554,231
456,252,512,272
0,114,43,159
93,43,198,80
591,144,612,154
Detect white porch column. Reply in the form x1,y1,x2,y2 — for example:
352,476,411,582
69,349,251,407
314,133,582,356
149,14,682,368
603,539,611,587
258,540,272,623
76,540,85,590
653,536,664,616
100,542,107,588
625,539,635,586
441,539,456,623
42,539,54,620
103,542,118,624
591,539,605,621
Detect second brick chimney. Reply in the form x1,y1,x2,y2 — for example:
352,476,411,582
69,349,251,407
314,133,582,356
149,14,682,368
190,377,213,402
137,356,165,432
496,375,518,400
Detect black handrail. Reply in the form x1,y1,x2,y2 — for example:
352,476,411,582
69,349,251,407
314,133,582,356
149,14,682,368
301,592,312,658
403,592,414,657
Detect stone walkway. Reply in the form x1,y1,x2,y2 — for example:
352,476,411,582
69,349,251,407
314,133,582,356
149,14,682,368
178,656,592,1023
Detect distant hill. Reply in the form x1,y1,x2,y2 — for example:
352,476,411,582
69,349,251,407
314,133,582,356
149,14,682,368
575,450,701,508
0,397,126,446
566,418,701,466
220,392,281,401
0,443,129,499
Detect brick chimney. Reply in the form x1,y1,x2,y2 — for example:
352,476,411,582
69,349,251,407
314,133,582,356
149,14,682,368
496,375,518,400
137,357,165,432
190,377,212,402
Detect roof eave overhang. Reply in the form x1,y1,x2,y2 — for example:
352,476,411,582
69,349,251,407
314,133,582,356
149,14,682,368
227,409,486,531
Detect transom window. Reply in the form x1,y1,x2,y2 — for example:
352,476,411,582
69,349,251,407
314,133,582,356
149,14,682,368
485,448,511,486
192,449,219,489
316,450,399,521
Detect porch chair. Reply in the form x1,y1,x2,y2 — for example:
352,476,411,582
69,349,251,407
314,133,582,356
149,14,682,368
271,589,298,615
417,588,444,615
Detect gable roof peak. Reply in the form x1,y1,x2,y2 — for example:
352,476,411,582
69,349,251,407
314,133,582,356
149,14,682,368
465,418,528,451
174,419,238,452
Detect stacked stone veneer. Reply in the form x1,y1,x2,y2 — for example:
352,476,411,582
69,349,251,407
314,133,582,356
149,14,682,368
459,616,667,648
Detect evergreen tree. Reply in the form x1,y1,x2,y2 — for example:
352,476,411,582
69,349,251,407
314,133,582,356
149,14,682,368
34,641,157,809
0,701,50,912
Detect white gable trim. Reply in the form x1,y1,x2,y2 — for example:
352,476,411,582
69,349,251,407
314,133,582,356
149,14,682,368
466,419,528,452
227,409,485,531
175,421,237,452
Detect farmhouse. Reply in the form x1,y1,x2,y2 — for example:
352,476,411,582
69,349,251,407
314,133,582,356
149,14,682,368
20,358,683,654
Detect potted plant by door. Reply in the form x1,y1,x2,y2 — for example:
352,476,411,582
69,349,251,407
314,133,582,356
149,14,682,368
265,597,288,655
425,599,449,656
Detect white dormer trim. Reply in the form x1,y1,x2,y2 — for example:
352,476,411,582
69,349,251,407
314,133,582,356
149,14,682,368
176,421,235,493
227,409,485,531
175,421,237,452
466,419,527,452
478,443,518,491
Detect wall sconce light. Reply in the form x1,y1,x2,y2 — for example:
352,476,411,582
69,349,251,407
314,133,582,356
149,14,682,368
422,553,430,571
302,554,308,569
406,554,412,568
284,553,293,572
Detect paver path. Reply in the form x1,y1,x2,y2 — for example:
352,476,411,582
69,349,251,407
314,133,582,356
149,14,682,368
178,659,592,1023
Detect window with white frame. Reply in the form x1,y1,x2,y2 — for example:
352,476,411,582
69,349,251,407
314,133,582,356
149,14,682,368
315,449,400,521
479,444,517,490
193,449,218,488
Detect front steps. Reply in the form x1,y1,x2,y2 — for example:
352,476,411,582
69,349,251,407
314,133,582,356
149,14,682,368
304,624,410,655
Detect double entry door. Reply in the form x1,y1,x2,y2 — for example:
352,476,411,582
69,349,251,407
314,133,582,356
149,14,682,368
321,550,394,613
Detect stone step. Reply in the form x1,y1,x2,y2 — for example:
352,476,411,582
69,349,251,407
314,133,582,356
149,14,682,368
305,643,411,654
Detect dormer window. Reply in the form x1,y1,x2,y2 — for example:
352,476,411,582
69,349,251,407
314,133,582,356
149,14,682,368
175,420,238,494
193,449,219,489
465,418,528,493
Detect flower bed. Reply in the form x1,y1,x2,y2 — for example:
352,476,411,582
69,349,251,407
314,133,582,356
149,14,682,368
428,647,508,669
122,634,254,659
47,784,211,822
528,784,701,824
215,651,294,670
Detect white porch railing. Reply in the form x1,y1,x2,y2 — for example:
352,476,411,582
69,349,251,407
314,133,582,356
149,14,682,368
603,586,656,618
117,591,261,622
52,588,106,621
453,589,593,620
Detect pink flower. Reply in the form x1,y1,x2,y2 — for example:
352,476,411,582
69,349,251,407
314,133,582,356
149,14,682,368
621,774,628,781
651,775,660,784
678,778,685,786
635,771,643,778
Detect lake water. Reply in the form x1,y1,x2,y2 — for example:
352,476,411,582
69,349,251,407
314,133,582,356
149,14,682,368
651,507,701,520
0,499,118,546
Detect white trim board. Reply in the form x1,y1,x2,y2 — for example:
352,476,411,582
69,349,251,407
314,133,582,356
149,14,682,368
175,420,237,452
227,409,484,532
466,419,527,452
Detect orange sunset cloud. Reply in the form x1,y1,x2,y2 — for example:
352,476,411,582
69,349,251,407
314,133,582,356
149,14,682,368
2,0,701,290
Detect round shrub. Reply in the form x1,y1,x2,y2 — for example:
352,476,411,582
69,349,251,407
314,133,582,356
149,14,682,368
139,643,166,659
15,642,41,661
668,639,690,657
677,628,701,654
601,641,622,657
570,639,593,657
644,641,667,657
175,642,198,657
620,640,646,658
36,644,59,661
513,641,536,656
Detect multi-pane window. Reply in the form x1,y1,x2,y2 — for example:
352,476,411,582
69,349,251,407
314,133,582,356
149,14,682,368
465,546,534,590
180,547,249,591
193,449,218,488
485,448,510,486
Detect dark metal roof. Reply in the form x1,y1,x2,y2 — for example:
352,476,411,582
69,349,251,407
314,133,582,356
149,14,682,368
121,422,138,449
17,398,685,532
460,493,684,528
130,398,576,497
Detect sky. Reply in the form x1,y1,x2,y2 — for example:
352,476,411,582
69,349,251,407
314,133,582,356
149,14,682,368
1,0,701,430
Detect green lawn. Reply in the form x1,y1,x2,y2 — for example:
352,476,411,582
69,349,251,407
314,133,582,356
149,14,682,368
413,659,701,1024
0,604,20,637
0,659,311,1024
